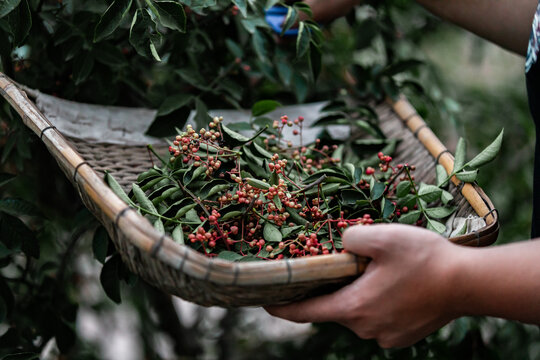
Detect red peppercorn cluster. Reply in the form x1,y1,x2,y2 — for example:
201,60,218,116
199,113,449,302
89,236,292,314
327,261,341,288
153,115,416,261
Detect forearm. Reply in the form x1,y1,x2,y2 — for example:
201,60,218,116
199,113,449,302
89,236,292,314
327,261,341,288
453,239,540,324
304,0,361,23
416,0,537,55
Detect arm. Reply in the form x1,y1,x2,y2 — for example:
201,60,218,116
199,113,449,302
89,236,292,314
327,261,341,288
306,0,537,55
265,224,540,348
416,0,537,56
303,0,361,23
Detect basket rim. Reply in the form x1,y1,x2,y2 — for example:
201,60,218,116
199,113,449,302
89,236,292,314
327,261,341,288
0,72,499,287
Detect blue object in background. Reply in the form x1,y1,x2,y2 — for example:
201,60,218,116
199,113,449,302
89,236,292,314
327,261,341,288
265,6,299,36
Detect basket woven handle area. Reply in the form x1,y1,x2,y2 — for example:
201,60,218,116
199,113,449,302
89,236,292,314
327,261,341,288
391,98,498,229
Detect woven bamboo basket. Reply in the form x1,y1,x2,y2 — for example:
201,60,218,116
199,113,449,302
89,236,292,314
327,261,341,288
0,72,499,307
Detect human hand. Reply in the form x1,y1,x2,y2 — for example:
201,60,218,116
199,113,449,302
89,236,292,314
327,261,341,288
265,224,466,348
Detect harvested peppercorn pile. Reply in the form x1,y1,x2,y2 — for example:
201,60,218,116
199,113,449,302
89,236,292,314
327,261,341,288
106,102,502,261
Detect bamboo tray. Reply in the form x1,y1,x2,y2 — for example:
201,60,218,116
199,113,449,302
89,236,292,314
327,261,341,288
0,72,499,307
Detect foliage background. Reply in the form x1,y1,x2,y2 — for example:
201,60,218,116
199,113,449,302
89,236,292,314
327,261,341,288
0,0,539,359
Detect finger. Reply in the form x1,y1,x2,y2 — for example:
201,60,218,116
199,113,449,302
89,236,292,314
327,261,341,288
342,224,396,258
343,223,427,258
264,282,358,323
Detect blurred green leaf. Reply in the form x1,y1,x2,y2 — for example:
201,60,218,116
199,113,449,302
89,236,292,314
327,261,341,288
0,198,40,217
93,226,109,265
6,0,31,47
129,8,162,61
252,100,281,117
0,174,16,188
100,254,122,303
0,0,20,19
296,22,310,58
157,94,193,116
94,0,133,42
453,137,466,173
466,129,504,169
151,0,186,32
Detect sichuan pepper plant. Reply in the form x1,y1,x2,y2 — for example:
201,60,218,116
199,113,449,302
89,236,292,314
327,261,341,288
0,0,323,135
106,101,503,260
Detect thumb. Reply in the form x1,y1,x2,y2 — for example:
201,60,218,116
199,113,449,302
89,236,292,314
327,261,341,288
342,224,405,258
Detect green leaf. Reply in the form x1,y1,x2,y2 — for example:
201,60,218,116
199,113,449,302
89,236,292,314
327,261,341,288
305,183,340,196
252,142,273,159
263,222,282,243
398,210,421,225
436,164,448,187
252,100,281,117
151,0,186,32
370,182,386,201
0,198,40,217
225,38,243,58
221,124,250,147
231,0,247,17
0,296,6,323
129,9,162,60
173,203,197,219
7,0,31,47
100,254,122,303
94,0,133,42
154,218,164,232
466,129,504,169
0,0,20,19
455,169,478,183
308,42,322,81
217,251,243,261
381,77,399,101
194,98,212,129
281,6,297,35
183,165,206,186
1,353,40,360
246,178,270,190
427,218,446,234
396,181,411,197
226,122,252,132
276,61,293,86
72,53,95,85
441,190,453,205
418,184,442,203
176,68,210,90
205,184,230,198
293,2,312,18
0,213,36,255
341,190,366,205
382,198,396,219
0,174,15,188
382,59,423,76
252,29,270,62
296,22,310,58
106,172,133,205
93,226,109,265
452,137,466,173
220,210,244,221
424,206,457,219
292,72,308,102
132,183,158,215
287,208,308,225
93,44,128,68
185,208,201,223
281,225,302,239
172,224,184,244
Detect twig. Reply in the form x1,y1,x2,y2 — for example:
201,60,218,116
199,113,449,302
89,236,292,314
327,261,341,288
291,175,327,195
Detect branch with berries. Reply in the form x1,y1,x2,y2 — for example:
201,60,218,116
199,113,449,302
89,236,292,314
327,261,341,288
106,101,503,261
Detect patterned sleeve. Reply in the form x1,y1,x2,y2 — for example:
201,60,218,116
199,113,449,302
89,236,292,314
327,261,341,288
526,1,540,73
